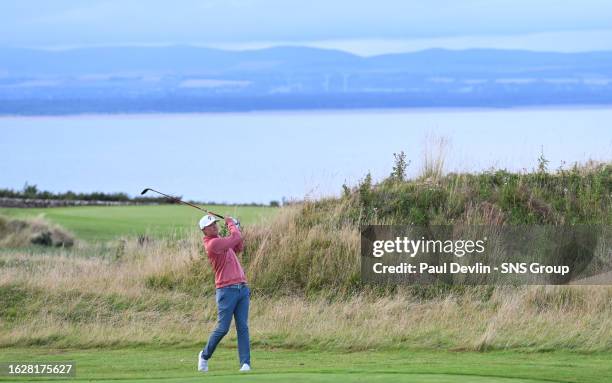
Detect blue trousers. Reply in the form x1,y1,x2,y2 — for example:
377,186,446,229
201,283,250,365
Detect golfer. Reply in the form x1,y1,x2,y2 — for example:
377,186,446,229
197,214,251,372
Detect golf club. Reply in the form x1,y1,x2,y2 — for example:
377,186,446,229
140,188,225,219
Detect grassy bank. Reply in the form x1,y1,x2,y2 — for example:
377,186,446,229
243,161,611,294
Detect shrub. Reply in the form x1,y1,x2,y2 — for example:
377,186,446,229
0,215,75,248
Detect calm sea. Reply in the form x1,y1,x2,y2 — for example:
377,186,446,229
1,107,611,203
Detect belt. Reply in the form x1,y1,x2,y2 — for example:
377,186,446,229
223,282,248,289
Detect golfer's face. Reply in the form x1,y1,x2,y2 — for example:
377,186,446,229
204,222,218,236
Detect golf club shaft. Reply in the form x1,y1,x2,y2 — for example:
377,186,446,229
142,188,224,218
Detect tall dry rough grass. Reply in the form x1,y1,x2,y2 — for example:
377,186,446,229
1,206,610,351
1,159,610,351
420,135,449,182
246,203,360,294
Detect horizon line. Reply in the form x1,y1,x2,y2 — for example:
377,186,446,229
3,43,612,58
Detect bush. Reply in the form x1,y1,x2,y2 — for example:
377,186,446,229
0,215,75,248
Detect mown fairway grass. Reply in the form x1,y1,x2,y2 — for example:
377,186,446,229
0,205,278,241
1,346,610,383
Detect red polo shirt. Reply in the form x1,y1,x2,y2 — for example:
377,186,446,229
203,221,247,288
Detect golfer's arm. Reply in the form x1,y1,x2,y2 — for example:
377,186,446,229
209,223,242,252
233,241,244,254
232,222,245,253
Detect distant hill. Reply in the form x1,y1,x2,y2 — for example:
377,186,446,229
1,46,611,114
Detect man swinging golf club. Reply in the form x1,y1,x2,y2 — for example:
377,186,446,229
198,214,251,372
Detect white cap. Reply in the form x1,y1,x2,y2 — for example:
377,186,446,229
199,215,219,230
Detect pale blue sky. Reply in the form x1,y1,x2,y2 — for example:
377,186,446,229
2,1,612,54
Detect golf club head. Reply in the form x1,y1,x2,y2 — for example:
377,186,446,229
140,188,151,195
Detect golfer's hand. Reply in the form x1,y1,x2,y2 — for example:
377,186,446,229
225,216,241,229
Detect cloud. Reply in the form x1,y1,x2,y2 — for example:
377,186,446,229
1,0,611,47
